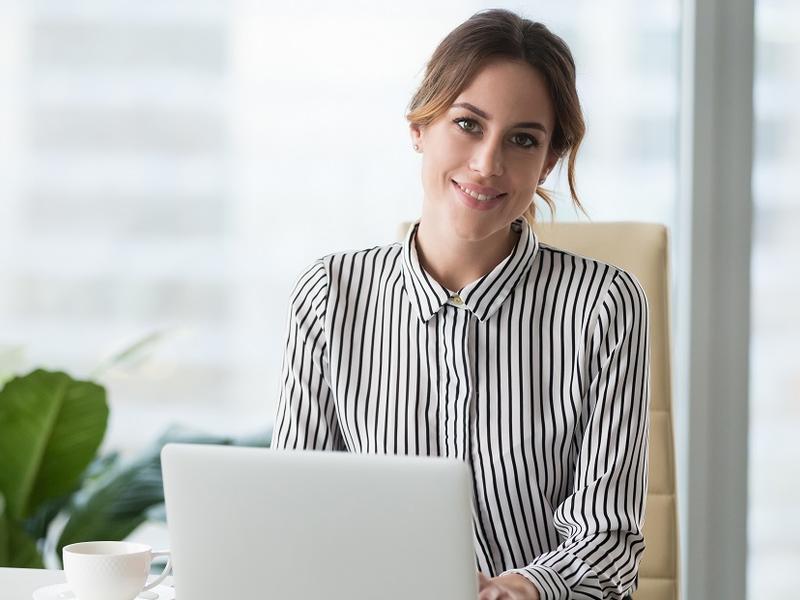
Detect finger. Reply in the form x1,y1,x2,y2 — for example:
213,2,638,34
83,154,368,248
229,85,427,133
478,586,502,600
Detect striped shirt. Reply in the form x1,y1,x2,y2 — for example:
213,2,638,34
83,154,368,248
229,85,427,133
272,217,650,600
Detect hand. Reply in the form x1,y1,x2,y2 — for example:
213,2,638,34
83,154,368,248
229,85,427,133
478,571,540,600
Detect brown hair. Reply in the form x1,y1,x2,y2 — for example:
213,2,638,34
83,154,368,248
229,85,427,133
406,8,587,223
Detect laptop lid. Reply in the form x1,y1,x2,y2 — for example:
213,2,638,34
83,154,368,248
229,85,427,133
161,443,478,600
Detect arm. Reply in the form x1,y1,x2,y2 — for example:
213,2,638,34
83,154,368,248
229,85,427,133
271,259,346,451
501,270,651,600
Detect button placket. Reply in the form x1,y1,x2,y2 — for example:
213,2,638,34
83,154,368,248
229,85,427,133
437,306,472,459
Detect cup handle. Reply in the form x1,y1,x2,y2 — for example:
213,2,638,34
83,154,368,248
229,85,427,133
142,550,172,591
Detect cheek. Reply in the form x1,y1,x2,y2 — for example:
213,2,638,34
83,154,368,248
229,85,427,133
509,168,539,195
422,149,459,185
421,159,442,189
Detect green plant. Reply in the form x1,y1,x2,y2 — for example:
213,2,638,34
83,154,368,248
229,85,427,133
0,361,272,568
51,424,271,567
0,369,108,567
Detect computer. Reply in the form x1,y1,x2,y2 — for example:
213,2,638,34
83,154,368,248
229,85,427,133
160,443,479,600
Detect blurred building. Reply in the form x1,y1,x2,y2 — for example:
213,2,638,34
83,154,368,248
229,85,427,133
748,0,800,596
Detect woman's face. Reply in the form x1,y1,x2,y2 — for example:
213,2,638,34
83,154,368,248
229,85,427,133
410,59,559,242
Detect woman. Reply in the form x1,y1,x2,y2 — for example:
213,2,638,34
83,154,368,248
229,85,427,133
272,9,650,600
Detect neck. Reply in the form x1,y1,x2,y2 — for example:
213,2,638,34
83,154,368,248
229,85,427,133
414,215,520,293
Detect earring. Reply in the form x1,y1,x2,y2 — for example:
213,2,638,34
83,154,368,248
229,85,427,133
413,144,420,151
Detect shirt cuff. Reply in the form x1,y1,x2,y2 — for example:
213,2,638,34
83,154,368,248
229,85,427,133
500,564,570,600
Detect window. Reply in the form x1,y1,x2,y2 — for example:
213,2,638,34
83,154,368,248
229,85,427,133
748,1,800,596
0,0,680,552
0,1,681,459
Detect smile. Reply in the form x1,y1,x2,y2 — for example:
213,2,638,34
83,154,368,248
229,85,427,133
454,181,504,201
451,180,507,212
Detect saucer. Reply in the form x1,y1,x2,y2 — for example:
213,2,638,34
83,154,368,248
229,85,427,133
32,583,175,600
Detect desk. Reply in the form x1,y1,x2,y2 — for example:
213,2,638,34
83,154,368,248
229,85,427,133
0,568,173,600
1,568,65,600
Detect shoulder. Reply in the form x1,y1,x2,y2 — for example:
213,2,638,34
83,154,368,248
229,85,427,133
535,242,648,317
537,242,645,293
293,242,403,291
321,241,403,270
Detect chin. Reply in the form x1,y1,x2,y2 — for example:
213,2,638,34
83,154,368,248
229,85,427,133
448,211,502,242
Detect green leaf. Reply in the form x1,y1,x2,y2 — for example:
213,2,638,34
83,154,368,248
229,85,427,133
23,492,74,543
56,452,164,558
26,452,120,547
55,424,271,563
0,493,7,565
56,426,233,560
0,496,44,568
0,369,108,520
7,522,44,568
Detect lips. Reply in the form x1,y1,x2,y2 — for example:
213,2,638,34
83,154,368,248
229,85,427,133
451,179,505,198
451,180,507,211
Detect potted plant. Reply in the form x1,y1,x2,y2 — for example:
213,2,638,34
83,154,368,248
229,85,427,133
0,339,271,569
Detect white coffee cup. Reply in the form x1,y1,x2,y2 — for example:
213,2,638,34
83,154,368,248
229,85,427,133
63,541,172,600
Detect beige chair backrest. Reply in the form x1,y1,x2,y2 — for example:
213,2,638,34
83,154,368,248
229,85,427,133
397,221,680,600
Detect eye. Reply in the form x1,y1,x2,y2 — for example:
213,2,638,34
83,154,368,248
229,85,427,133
452,117,540,150
511,133,540,149
453,117,480,133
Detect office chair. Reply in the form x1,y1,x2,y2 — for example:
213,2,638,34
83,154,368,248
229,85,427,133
397,220,680,600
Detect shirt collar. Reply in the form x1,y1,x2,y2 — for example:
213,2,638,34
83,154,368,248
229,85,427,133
401,217,539,323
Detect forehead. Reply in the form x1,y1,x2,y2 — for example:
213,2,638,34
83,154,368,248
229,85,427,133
452,59,554,124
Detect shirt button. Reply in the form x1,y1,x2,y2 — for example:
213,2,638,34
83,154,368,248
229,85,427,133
450,294,464,306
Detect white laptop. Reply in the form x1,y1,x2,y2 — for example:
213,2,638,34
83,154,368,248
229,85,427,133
161,443,479,600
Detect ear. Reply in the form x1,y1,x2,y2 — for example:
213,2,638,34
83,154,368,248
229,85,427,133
409,122,424,147
543,148,559,175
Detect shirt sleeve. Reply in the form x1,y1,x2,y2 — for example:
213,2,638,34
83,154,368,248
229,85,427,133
501,269,651,600
271,259,346,451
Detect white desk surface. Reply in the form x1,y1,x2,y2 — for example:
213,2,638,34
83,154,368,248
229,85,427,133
1,568,65,600
0,568,173,600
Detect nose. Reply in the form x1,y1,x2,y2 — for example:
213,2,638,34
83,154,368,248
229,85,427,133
468,134,504,178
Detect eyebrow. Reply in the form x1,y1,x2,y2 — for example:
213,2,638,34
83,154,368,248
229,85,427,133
451,102,548,133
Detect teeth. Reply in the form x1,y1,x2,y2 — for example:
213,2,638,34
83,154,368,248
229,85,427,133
457,183,500,201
